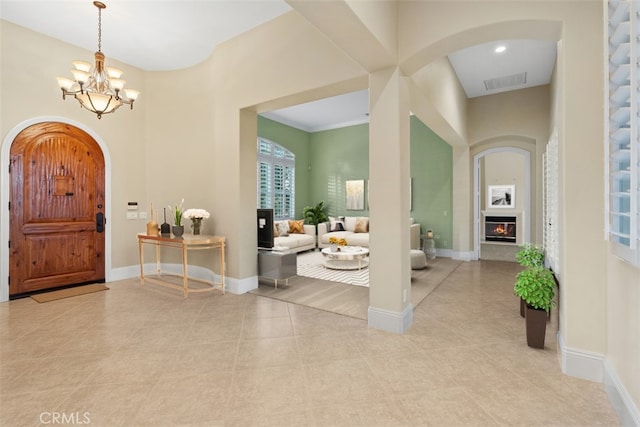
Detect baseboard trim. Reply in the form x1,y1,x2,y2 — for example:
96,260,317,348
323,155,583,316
368,304,413,333
109,263,255,295
451,250,474,261
226,275,258,295
110,265,139,282
557,332,604,382
604,359,640,426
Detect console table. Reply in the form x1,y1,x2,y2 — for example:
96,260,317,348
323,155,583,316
137,233,225,298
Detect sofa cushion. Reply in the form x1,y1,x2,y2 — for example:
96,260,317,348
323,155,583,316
288,219,304,234
274,220,289,237
275,233,314,249
354,217,369,233
329,216,346,231
344,216,357,232
347,232,369,247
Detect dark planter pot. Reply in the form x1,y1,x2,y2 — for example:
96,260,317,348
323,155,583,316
172,225,184,237
520,298,525,318
525,305,548,349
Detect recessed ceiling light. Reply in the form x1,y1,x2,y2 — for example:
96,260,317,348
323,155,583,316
495,45,506,53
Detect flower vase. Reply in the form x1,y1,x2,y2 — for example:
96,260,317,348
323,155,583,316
191,218,203,235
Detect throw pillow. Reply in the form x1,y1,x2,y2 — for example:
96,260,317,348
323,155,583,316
273,225,279,238
288,219,304,234
275,221,289,237
330,216,345,232
354,217,369,233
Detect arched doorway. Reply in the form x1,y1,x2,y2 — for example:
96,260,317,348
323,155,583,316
0,117,113,302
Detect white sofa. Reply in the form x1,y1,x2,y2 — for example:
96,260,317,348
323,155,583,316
273,221,316,253
318,216,421,250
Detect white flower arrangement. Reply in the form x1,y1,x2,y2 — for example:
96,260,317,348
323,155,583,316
183,208,210,220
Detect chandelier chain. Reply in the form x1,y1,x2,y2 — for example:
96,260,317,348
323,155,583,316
97,5,102,52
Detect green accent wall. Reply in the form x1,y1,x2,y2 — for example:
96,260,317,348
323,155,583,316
257,115,453,250
410,116,453,250
309,124,370,217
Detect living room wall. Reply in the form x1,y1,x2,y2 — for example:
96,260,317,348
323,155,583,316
409,117,453,250
258,115,453,250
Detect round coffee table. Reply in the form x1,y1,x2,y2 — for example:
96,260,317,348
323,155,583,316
321,246,369,270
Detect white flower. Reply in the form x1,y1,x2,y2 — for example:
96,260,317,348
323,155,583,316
183,208,210,220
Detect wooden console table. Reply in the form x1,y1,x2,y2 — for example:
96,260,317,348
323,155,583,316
137,233,225,298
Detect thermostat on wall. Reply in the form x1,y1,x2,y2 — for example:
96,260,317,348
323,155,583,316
128,202,138,210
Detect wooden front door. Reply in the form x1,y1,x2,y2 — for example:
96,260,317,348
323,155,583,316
9,122,105,295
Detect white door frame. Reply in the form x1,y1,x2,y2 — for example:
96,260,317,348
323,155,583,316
0,117,112,303
473,147,531,259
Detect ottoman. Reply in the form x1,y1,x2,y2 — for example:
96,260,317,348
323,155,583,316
411,249,427,270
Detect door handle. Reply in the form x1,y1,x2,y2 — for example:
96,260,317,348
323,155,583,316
96,212,105,233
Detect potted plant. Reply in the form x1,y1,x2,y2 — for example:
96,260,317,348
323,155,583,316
514,266,556,349
516,243,544,268
302,200,328,226
169,199,184,237
302,201,328,247
515,243,545,316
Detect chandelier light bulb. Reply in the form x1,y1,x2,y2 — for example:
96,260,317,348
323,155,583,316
56,1,140,119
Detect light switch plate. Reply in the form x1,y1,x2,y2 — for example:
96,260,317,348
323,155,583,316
127,212,138,220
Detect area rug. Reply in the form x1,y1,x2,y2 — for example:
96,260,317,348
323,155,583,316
30,284,109,303
296,250,369,287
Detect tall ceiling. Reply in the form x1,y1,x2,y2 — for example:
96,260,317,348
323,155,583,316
0,1,557,132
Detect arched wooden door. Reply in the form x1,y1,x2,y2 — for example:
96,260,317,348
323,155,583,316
9,122,105,295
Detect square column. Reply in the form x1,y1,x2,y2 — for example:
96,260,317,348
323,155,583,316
368,67,413,333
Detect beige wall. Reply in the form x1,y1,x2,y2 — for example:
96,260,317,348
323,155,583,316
2,0,639,413
607,253,640,407
469,85,551,244
482,151,526,212
0,20,147,270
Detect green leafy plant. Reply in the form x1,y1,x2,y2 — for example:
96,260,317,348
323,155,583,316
168,199,184,226
516,243,545,268
302,201,328,225
514,266,556,312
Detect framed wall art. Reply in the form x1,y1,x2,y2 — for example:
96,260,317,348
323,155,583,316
488,184,515,208
346,179,365,210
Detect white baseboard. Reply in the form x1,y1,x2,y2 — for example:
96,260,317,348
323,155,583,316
557,332,604,382
368,304,413,333
108,263,254,295
226,275,258,295
109,265,139,282
451,250,474,261
604,359,640,426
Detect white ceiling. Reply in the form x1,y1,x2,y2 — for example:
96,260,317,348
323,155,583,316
0,1,557,133
0,0,292,71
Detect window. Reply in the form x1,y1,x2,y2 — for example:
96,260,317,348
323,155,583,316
606,0,640,265
257,138,295,220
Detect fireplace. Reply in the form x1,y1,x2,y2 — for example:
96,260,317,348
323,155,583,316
485,216,516,243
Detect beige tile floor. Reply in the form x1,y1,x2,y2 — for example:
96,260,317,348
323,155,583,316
0,260,620,426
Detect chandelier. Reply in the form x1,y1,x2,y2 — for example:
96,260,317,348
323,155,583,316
56,1,139,119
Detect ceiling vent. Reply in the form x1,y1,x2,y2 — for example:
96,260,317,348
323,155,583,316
483,72,527,91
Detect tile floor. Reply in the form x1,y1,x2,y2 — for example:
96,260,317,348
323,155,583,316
0,260,620,426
